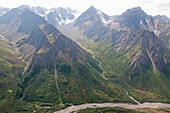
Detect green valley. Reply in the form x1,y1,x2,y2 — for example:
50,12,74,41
0,3,169,113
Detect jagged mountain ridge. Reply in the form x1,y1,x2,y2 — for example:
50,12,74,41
18,5,48,16
59,6,170,100
152,15,170,47
114,7,155,31
74,6,112,26
154,15,170,23
58,6,113,42
0,8,48,41
58,6,170,76
17,5,81,27
44,7,80,27
0,8,133,112
0,8,94,80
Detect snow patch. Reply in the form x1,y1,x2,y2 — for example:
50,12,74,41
2,11,6,15
140,20,143,24
65,12,81,24
0,35,4,40
57,12,81,25
98,10,111,24
98,10,102,15
38,7,81,26
39,10,51,17
146,18,150,25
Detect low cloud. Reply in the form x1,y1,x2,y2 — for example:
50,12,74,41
158,2,170,8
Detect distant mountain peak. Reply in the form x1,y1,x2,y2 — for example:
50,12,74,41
154,15,170,23
123,7,145,16
42,7,80,26
116,7,155,31
0,8,22,24
85,5,97,14
74,6,111,26
89,5,95,9
131,7,142,11
18,5,48,16
18,5,31,11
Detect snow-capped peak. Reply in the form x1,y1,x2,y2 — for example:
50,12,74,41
43,7,81,26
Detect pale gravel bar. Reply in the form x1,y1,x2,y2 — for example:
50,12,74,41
54,102,170,113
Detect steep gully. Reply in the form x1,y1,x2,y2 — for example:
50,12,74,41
146,48,158,74
0,35,29,96
54,58,63,104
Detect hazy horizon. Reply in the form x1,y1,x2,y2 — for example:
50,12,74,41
0,0,170,17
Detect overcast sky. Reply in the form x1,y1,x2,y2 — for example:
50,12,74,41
0,0,170,17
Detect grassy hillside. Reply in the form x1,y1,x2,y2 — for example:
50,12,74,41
0,9,140,112
0,38,25,112
81,30,170,103
5,50,137,112
21,49,135,105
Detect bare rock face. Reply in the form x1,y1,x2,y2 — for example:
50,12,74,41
153,15,170,47
115,7,155,31
0,8,117,105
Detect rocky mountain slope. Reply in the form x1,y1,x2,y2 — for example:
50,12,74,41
59,6,170,101
0,7,9,16
0,8,134,112
153,15,170,47
58,6,113,42
114,7,155,31
74,6,112,26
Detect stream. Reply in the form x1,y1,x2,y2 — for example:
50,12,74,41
75,41,107,80
124,89,140,105
87,49,107,80
54,41,170,113
0,35,29,96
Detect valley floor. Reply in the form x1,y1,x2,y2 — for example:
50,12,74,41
55,102,170,113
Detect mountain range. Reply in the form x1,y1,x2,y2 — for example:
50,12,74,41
59,5,170,103
0,5,169,112
17,5,80,27
0,7,134,112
